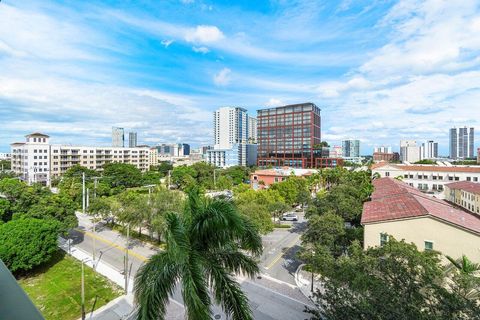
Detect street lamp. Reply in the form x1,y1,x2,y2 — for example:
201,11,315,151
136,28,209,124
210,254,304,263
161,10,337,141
311,249,316,293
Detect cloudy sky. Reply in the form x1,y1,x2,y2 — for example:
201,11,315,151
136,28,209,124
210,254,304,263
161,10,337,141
1,0,479,155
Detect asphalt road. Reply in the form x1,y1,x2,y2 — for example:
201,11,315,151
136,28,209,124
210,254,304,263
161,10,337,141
71,212,312,320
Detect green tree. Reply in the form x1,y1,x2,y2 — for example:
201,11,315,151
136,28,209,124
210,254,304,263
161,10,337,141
148,187,185,242
445,255,480,301
307,238,480,320
236,202,274,234
134,189,262,320
0,218,61,273
0,159,11,170
171,165,197,189
24,194,78,231
216,175,233,190
103,163,143,189
0,198,12,222
302,212,345,253
150,161,173,177
88,197,113,222
115,191,149,236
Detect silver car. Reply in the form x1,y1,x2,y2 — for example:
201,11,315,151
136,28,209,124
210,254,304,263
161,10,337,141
282,213,298,221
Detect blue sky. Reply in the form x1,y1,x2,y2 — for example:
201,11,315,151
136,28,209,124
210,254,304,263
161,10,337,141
1,0,479,155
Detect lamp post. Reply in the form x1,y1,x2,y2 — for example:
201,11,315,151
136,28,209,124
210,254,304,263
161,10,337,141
310,249,316,293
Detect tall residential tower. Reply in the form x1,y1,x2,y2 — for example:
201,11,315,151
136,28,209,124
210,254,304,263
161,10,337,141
112,127,125,147
450,127,475,159
128,132,137,148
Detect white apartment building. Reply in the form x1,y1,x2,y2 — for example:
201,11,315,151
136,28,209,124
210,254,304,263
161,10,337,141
372,162,480,198
112,127,125,147
0,153,11,160
248,116,257,144
420,140,438,159
11,133,151,185
209,107,256,168
400,140,420,163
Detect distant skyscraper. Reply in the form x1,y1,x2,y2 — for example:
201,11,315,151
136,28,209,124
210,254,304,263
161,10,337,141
450,127,475,159
400,140,420,163
373,146,392,154
248,116,257,144
210,107,250,167
128,132,137,148
342,140,360,157
112,127,124,147
421,140,438,159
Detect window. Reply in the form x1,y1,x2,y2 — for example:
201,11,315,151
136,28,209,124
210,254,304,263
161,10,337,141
385,172,390,177
380,233,388,246
424,241,433,251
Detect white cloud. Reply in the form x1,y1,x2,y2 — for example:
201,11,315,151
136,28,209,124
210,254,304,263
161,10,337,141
265,98,283,107
185,25,224,44
161,39,174,47
213,68,232,86
180,0,195,4
192,46,210,54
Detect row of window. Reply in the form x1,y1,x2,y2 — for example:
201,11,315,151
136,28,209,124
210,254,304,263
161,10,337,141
380,234,433,250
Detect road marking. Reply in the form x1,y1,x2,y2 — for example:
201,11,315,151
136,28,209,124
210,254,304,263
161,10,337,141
243,278,315,309
75,229,149,262
264,235,300,270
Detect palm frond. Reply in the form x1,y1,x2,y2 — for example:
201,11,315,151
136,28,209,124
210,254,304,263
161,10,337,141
134,252,180,320
206,259,254,320
210,247,259,278
180,253,211,320
238,216,263,257
164,211,189,260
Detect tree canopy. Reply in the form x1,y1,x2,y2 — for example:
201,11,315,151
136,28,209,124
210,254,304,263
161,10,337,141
0,218,61,273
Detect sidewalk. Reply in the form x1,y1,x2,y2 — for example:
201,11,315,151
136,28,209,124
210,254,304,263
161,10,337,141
294,264,322,304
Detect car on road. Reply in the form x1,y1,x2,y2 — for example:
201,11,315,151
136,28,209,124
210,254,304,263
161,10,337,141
282,213,298,221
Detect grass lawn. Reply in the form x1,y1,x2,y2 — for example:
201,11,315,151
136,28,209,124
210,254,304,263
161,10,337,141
17,251,123,320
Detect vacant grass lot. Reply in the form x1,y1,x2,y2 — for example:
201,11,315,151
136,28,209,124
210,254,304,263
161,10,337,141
17,251,123,320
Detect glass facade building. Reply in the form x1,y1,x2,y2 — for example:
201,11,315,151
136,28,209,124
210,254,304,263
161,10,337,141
257,103,322,168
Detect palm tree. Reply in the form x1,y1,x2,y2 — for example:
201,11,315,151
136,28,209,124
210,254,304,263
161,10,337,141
445,255,480,300
134,188,263,320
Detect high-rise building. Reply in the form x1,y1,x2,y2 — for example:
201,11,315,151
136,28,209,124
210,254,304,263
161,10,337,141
214,107,248,148
450,126,475,159
420,140,438,159
112,127,124,147
128,132,137,148
209,107,254,167
342,140,360,157
248,116,258,144
257,103,324,168
400,140,420,163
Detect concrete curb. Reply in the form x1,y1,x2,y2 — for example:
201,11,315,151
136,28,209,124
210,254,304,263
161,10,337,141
294,264,317,306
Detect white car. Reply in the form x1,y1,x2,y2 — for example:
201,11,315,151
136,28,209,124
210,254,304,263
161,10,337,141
282,213,298,221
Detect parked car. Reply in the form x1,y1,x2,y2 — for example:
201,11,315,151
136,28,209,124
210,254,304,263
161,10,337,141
282,213,298,221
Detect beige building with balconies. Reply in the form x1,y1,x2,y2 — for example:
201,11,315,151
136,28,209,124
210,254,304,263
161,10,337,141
11,133,151,185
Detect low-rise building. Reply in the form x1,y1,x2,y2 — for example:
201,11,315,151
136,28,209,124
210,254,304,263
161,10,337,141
444,181,480,215
372,162,480,198
250,167,317,190
373,152,400,163
0,153,11,160
11,133,151,185
362,178,480,263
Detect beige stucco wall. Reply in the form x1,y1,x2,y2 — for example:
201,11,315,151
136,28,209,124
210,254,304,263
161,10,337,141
364,216,480,263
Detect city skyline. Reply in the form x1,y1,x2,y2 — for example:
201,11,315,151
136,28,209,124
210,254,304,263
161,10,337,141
1,1,480,153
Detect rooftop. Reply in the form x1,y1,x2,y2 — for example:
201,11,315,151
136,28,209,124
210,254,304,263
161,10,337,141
362,178,480,235
371,162,480,173
25,132,50,138
445,181,480,195
252,167,317,177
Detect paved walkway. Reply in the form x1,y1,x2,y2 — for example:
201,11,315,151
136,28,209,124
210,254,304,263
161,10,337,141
294,264,322,306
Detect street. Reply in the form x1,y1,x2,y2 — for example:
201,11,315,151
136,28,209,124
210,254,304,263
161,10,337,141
71,212,312,320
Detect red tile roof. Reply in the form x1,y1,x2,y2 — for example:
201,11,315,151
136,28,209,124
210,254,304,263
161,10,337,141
362,178,480,234
372,162,480,173
445,181,480,195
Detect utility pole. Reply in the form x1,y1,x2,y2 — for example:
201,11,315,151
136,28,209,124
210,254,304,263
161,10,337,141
213,168,216,190
93,177,98,198
82,172,86,215
167,170,171,189
124,224,130,293
81,261,86,320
